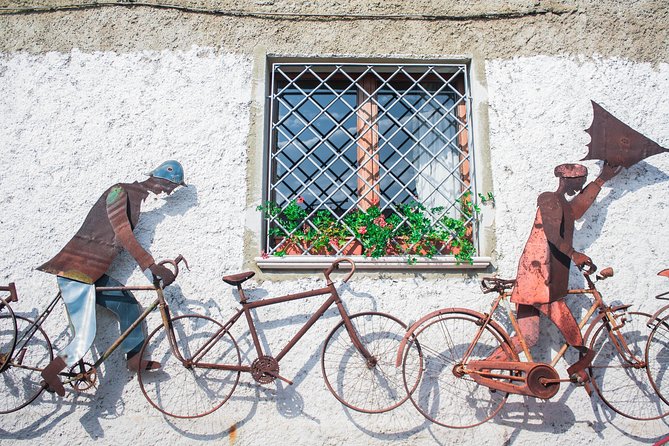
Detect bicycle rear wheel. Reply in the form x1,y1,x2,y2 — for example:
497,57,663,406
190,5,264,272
402,309,515,429
138,314,241,419
0,300,17,372
647,313,669,405
588,310,669,420
321,312,415,413
0,315,53,414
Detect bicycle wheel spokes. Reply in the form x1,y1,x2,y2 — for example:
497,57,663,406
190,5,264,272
321,312,413,414
647,314,669,405
0,315,53,414
403,311,511,429
589,311,669,420
138,315,241,419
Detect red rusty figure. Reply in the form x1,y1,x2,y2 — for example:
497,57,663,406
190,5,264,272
490,162,620,384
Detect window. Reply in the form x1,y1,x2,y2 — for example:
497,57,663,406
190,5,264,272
260,62,479,264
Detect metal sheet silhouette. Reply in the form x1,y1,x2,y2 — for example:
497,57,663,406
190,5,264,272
38,160,186,396
497,163,619,383
583,100,668,168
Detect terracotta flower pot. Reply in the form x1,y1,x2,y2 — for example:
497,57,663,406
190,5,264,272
273,237,362,255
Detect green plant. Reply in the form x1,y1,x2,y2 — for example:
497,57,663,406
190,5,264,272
258,193,494,264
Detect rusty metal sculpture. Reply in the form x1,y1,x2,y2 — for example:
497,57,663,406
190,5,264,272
0,256,187,414
394,101,669,428
645,269,669,408
396,263,668,427
38,160,186,397
0,258,413,418
492,161,620,385
583,100,669,168
137,258,414,418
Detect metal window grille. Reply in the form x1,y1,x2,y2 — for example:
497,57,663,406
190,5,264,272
262,62,477,257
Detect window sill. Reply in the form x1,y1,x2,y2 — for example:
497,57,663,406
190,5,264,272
255,255,492,271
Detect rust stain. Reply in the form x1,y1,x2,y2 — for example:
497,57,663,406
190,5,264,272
229,423,237,445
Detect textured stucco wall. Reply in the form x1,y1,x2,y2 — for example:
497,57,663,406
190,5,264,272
1,48,669,446
1,0,669,444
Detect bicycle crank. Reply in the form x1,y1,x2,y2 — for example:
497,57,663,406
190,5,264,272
65,361,98,392
251,356,293,385
466,360,561,399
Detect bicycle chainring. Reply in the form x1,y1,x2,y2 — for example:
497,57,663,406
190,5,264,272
251,355,279,384
68,361,97,391
526,364,560,399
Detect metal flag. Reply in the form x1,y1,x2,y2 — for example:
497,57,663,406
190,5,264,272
582,100,668,168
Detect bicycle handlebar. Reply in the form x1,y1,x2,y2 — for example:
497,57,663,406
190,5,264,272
150,255,189,289
0,283,18,303
323,258,356,284
0,283,18,310
157,254,189,280
577,260,597,276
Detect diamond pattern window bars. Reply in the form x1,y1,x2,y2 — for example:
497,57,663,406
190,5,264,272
262,62,477,259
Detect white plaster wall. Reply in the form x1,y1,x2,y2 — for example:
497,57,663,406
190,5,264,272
0,51,668,445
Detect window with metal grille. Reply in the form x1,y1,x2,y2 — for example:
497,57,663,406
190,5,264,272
260,62,478,262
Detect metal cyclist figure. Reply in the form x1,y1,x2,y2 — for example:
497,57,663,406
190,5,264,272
488,162,620,385
37,160,187,396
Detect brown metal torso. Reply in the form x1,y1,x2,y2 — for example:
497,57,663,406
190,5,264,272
511,194,574,305
36,182,148,284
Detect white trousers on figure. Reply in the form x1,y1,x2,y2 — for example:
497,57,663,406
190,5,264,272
57,277,96,367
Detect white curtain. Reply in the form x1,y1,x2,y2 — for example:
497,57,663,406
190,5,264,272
408,84,460,218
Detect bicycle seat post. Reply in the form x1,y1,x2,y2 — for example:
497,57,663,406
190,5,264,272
236,284,248,303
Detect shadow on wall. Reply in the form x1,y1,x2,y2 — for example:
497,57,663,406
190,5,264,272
577,160,669,252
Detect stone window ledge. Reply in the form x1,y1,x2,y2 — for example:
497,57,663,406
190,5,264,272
256,255,492,271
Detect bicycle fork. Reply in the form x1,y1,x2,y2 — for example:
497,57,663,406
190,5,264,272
335,299,376,368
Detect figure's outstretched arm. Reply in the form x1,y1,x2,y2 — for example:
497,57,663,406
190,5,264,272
106,186,154,270
106,186,176,286
571,163,621,219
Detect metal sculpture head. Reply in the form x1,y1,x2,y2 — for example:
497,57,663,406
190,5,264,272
583,101,668,168
148,160,186,187
555,163,587,196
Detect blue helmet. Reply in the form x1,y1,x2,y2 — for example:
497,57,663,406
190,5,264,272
148,160,186,186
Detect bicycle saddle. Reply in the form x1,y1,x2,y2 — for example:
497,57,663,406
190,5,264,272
480,277,516,294
222,271,255,287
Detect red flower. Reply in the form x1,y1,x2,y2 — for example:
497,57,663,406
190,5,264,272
373,216,387,228
296,196,305,204
260,251,270,259
451,246,461,256
358,226,367,235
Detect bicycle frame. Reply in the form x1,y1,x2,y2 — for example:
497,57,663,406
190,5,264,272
184,278,374,375
462,270,644,392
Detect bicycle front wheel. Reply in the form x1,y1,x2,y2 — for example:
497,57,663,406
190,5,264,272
647,313,669,405
138,314,241,419
403,309,515,429
321,312,413,414
0,315,53,414
589,310,669,420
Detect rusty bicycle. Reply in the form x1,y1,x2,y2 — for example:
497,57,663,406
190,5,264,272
645,268,669,406
395,263,669,428
0,256,189,414
137,257,415,418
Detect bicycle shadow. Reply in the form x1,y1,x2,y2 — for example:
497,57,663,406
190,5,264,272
0,314,136,440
